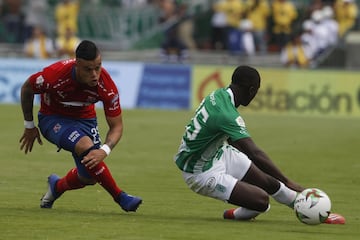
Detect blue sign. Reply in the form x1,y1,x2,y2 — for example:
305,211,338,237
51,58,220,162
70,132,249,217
137,64,191,109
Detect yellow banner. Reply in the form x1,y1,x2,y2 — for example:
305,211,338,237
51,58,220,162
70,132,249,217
192,66,360,118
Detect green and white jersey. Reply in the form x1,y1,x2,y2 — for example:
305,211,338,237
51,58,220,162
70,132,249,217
174,88,250,173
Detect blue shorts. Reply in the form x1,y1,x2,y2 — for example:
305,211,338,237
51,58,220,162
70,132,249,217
38,113,102,178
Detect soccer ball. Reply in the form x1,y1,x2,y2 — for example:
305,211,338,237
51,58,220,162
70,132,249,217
294,188,331,225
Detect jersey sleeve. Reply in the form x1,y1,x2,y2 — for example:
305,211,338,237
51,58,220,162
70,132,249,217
27,61,63,93
101,69,122,117
216,108,250,141
27,72,47,93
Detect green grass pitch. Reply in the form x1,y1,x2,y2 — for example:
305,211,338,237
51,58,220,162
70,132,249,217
0,104,359,240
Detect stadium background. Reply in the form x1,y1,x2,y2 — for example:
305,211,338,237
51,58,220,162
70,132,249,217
1,1,359,239
1,0,360,117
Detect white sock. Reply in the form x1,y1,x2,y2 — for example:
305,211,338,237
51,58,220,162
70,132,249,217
271,182,297,207
233,205,270,220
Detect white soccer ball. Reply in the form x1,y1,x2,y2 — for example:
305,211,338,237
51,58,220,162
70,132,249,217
294,188,331,225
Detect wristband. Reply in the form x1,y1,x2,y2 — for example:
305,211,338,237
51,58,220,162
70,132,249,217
24,120,35,129
100,144,111,156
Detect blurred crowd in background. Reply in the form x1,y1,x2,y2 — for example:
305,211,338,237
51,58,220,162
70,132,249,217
0,0,358,67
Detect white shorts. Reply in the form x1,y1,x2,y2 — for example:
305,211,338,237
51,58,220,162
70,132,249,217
182,144,252,202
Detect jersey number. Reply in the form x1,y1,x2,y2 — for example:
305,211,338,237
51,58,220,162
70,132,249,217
91,126,101,145
186,106,209,140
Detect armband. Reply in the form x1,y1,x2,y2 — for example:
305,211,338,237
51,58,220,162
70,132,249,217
24,120,35,129
100,144,111,156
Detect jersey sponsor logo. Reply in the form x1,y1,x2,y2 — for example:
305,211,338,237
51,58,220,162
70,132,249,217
61,59,75,65
110,94,119,105
53,78,71,89
68,130,81,143
109,94,120,111
209,91,216,106
205,177,217,192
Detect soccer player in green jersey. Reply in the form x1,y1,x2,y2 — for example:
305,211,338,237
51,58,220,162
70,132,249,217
174,65,344,224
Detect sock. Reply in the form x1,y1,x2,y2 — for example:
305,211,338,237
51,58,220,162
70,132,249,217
271,182,297,208
233,206,269,220
56,168,86,194
86,161,122,199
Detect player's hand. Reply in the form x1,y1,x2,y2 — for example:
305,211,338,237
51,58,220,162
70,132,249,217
81,149,107,169
19,127,43,154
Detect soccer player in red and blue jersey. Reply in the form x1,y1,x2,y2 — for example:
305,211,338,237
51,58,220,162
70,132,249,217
19,40,142,212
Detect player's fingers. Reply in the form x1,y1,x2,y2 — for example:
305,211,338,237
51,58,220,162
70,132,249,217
81,156,90,165
27,141,34,153
20,140,25,150
37,136,43,145
24,144,29,154
88,160,98,170
28,143,33,152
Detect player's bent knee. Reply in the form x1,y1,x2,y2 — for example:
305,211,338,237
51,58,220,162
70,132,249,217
258,193,270,212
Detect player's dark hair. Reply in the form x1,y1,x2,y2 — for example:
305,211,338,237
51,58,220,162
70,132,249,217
75,40,99,60
231,65,260,87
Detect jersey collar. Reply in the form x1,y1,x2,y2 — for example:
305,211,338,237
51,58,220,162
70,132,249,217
226,88,235,106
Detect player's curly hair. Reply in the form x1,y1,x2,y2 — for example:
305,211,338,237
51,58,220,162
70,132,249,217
75,40,99,60
231,65,260,87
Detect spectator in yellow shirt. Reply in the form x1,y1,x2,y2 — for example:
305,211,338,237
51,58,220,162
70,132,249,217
55,0,80,37
56,27,81,58
334,0,358,37
244,0,271,54
214,0,244,28
271,0,298,51
23,25,55,59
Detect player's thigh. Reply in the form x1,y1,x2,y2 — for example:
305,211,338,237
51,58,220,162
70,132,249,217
223,144,252,180
182,159,238,202
38,115,99,152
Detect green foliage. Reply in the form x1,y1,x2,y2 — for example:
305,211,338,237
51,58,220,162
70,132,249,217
0,104,359,239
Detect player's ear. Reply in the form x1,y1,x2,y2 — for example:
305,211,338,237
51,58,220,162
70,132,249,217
249,85,258,96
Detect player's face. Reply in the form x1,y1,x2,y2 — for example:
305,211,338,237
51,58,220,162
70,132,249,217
238,82,260,107
76,55,102,87
243,85,259,106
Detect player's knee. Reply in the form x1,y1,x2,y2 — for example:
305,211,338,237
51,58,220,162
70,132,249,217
257,192,270,212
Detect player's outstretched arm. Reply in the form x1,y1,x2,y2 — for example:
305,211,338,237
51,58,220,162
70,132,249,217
19,79,43,154
231,137,304,192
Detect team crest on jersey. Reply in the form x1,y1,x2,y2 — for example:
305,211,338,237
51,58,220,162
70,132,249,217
35,75,44,88
53,123,62,133
235,116,246,127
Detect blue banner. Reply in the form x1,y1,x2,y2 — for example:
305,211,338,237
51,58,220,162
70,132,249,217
137,64,191,109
